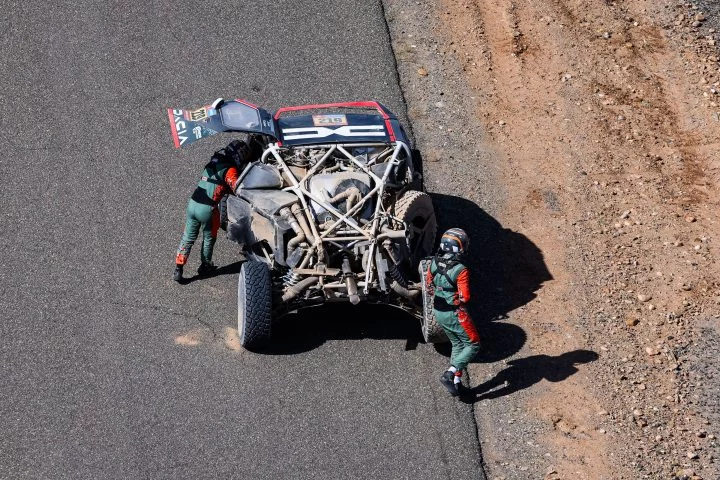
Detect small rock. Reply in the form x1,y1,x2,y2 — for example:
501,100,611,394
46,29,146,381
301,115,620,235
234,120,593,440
637,293,652,302
417,67,429,77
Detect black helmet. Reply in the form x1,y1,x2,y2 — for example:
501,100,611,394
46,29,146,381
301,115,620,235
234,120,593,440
439,228,469,255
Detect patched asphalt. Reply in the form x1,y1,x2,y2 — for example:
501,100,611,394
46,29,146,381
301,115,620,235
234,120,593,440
0,1,485,478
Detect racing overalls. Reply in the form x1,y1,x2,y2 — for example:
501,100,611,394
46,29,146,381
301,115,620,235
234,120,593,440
175,156,240,267
426,254,481,370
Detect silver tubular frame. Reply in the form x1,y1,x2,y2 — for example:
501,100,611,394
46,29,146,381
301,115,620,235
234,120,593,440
259,140,412,292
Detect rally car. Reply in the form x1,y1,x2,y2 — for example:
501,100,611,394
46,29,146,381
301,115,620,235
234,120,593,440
169,98,446,349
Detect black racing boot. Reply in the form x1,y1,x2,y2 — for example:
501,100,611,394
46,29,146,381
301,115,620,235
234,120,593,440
173,265,183,282
197,262,217,277
440,370,459,397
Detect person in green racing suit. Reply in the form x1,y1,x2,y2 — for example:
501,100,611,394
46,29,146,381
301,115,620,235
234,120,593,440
426,228,482,396
173,140,251,282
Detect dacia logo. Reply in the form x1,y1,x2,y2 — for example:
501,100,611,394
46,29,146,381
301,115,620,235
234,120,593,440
172,109,188,146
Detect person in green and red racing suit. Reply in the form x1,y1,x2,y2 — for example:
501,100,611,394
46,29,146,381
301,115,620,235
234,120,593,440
426,228,482,396
173,140,251,282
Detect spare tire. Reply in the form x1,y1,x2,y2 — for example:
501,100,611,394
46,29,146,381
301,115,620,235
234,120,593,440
238,260,273,350
419,259,448,343
395,190,437,272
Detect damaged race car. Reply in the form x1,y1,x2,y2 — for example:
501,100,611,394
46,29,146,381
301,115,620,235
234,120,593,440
169,98,446,349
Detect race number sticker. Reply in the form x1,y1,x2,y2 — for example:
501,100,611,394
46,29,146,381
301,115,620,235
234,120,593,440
189,107,209,121
312,114,348,127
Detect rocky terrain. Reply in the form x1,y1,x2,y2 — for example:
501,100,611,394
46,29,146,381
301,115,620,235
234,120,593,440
384,0,720,478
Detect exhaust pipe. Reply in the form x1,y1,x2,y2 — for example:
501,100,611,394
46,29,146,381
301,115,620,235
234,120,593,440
389,280,420,301
280,206,307,252
342,257,360,305
291,202,316,245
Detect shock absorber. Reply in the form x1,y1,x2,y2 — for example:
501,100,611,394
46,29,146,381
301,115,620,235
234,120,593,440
282,270,302,287
383,240,419,301
388,262,407,287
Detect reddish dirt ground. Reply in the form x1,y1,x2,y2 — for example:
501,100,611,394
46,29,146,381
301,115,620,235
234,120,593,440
386,0,720,477
441,0,720,477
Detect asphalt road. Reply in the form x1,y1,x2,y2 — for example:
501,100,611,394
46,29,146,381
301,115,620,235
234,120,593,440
0,1,485,478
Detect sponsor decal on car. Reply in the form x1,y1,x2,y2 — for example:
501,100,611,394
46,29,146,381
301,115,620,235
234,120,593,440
189,107,208,121
170,109,189,147
168,107,219,148
282,125,385,141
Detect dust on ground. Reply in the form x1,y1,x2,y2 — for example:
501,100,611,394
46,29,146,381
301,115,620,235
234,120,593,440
384,0,720,478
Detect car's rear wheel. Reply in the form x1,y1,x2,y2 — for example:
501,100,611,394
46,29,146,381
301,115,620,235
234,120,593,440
396,190,437,268
419,259,448,343
238,260,273,350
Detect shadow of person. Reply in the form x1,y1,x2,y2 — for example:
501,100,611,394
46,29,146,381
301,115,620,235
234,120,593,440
459,349,599,404
429,193,553,362
181,260,244,284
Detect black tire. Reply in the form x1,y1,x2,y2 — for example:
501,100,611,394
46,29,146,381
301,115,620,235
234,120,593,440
395,191,437,269
238,261,273,350
219,195,228,231
419,259,448,343
410,148,425,191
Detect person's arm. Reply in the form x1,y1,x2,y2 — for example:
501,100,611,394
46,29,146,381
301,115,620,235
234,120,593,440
225,166,240,192
456,267,471,304
425,263,434,287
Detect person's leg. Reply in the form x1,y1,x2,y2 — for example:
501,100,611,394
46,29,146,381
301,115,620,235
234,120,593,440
450,309,482,387
199,207,220,274
436,310,466,396
174,201,201,281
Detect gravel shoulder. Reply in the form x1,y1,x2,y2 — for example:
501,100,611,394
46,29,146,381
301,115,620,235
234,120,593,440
385,0,720,478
